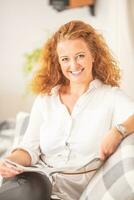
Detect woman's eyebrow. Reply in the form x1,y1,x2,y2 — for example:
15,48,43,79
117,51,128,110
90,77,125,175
60,52,86,58
59,55,68,59
75,51,85,55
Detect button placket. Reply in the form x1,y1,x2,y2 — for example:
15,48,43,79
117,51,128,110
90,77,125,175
72,87,96,118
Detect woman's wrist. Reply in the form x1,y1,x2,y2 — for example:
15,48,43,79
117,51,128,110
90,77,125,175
112,127,124,141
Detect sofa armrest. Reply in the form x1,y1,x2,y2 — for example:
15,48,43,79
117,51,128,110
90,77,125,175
12,112,29,148
80,134,134,200
0,112,30,187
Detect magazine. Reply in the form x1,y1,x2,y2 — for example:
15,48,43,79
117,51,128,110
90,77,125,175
4,159,43,172
4,156,104,176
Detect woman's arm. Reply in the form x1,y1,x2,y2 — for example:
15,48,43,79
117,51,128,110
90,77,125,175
0,96,44,178
9,96,44,166
5,149,32,166
0,149,31,178
121,114,134,135
99,114,134,161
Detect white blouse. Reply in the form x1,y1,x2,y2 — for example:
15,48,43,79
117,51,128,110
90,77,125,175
14,79,134,199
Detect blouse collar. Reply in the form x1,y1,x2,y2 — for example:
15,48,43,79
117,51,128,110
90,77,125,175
50,79,102,96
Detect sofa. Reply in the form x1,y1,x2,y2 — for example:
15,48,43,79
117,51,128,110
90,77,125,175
0,120,15,158
0,112,29,186
0,112,134,199
80,134,134,200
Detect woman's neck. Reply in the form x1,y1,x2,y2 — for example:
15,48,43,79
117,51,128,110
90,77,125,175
60,79,93,97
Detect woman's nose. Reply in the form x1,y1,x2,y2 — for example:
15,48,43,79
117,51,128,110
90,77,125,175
69,58,79,70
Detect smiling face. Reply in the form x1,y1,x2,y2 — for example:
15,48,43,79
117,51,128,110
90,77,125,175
57,38,94,86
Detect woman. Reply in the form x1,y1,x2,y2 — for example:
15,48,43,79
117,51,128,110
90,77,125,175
0,20,134,200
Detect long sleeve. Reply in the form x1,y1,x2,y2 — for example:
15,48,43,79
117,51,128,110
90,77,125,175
12,96,44,165
112,88,134,126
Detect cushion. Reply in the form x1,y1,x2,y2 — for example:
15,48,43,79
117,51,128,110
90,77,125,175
0,120,15,158
0,112,29,186
80,134,134,200
12,112,29,148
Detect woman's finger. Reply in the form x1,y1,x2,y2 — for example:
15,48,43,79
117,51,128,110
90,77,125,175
0,163,23,178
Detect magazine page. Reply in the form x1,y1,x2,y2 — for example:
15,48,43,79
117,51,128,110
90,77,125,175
4,155,104,176
4,159,43,172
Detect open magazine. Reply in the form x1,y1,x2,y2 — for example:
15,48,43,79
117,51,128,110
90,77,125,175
4,156,104,176
4,159,42,172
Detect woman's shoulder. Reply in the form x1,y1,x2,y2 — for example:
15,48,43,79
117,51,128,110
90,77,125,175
102,84,134,103
34,93,54,104
102,83,123,94
31,94,50,106
100,83,130,101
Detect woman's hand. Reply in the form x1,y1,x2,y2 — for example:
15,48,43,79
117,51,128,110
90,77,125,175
99,127,123,161
0,160,23,178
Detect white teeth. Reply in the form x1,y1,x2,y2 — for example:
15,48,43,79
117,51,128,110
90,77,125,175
71,69,83,75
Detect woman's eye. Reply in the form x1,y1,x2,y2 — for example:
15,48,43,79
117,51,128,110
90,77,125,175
77,54,85,58
61,57,68,62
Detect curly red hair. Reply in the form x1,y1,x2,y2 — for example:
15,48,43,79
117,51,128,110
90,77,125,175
30,20,121,95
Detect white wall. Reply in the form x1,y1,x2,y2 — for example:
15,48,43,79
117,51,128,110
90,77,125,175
0,0,134,120
118,0,134,95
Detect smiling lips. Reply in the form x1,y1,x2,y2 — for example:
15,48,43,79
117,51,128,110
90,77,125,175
70,68,84,76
